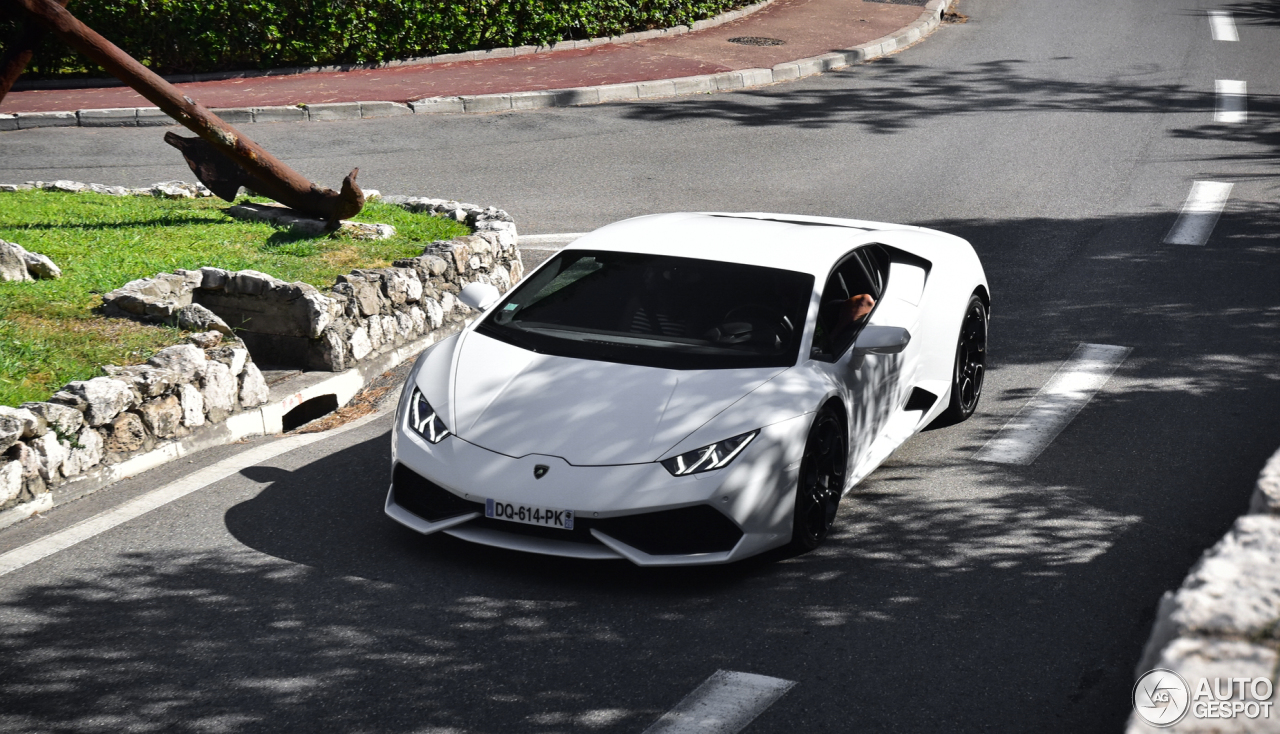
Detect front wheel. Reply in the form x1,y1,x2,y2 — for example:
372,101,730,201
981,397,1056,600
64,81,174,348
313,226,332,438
788,405,848,552
941,294,988,423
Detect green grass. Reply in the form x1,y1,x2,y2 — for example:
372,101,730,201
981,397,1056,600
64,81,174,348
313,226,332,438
0,190,470,406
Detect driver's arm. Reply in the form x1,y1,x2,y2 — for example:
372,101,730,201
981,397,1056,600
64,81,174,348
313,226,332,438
833,294,875,333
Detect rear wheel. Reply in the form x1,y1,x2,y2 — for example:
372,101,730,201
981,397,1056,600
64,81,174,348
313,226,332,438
941,294,987,423
788,406,848,552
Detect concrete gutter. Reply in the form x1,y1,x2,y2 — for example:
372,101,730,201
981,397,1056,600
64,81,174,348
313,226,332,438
0,0,947,131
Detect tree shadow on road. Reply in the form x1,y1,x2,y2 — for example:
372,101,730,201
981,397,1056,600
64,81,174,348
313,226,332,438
621,56,1280,177
2,204,1279,733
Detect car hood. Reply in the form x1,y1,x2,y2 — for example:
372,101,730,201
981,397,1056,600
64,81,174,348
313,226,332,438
435,331,786,465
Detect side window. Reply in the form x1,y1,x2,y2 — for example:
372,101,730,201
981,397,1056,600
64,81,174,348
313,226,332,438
810,245,891,361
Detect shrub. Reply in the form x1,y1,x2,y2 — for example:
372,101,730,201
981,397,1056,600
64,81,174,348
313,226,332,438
6,0,751,78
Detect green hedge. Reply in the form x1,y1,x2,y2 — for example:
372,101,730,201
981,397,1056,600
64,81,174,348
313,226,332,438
6,0,751,78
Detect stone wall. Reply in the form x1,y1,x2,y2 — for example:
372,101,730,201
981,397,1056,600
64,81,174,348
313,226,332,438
102,197,520,372
1,185,524,523
1126,447,1280,733
1,335,267,514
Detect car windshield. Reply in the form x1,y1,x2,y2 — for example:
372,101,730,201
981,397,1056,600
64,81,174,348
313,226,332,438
476,250,815,370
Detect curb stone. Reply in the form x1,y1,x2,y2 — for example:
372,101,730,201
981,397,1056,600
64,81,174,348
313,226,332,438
10,0,777,93
1,0,947,131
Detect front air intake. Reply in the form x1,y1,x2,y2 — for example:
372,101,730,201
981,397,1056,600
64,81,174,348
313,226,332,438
391,464,481,522
595,505,743,555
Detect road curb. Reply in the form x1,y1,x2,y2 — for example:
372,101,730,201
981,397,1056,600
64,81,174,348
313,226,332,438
0,0,946,131
10,0,778,93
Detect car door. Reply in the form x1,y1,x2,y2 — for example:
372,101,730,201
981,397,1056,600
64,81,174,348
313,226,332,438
807,246,893,472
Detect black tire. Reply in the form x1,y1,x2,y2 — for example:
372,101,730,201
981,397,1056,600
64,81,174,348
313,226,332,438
788,405,848,552
941,294,988,423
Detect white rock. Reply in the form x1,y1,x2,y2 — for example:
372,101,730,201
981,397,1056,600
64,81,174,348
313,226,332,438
393,311,412,341
1137,514,1280,675
63,427,104,477
175,303,231,335
300,291,336,339
423,298,444,330
404,276,423,303
152,182,194,199
200,361,236,420
228,348,248,377
0,240,33,282
317,329,346,372
179,383,205,427
147,343,207,382
21,250,61,279
441,292,456,314
64,377,139,427
492,265,512,291
408,306,426,335
381,314,399,345
0,406,45,439
239,363,269,407
349,327,372,361
20,402,83,435
367,315,384,349
1249,447,1280,514
1,460,21,504
32,431,68,482
1167,515,1280,637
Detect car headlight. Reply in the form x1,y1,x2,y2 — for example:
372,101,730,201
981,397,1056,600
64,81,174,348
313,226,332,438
660,430,758,476
407,387,451,444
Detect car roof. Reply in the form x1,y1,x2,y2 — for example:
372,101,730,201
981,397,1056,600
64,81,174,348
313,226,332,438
561,212,926,278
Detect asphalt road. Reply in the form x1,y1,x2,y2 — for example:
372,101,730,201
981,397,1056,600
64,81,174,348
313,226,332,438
2,0,1279,731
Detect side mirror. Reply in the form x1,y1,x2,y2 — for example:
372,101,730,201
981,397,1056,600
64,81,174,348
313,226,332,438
854,325,911,354
458,282,501,311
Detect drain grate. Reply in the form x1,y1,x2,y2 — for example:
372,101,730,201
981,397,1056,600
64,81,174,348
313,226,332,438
727,36,786,46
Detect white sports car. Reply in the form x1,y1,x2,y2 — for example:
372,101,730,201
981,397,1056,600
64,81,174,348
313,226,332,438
386,213,988,566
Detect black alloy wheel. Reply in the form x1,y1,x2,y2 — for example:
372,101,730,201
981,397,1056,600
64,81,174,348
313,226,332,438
942,294,988,422
789,406,848,552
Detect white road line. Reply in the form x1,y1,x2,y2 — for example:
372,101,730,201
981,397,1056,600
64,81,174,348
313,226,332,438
1215,80,1247,123
519,233,587,250
975,344,1131,466
643,671,795,734
0,410,386,578
1208,10,1238,41
1164,181,1233,246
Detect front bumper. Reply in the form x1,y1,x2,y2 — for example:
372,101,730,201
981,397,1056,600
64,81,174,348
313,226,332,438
385,410,810,566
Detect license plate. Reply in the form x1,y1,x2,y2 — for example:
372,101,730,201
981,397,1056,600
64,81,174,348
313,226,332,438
485,498,575,530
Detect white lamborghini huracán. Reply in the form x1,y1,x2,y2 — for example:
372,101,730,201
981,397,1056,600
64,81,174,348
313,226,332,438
386,212,989,566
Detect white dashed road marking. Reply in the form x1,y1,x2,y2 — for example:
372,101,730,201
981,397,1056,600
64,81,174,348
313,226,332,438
975,344,1131,466
643,670,796,734
1215,80,1247,123
1208,10,1238,41
1164,181,1233,246
519,233,587,250
0,411,384,578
